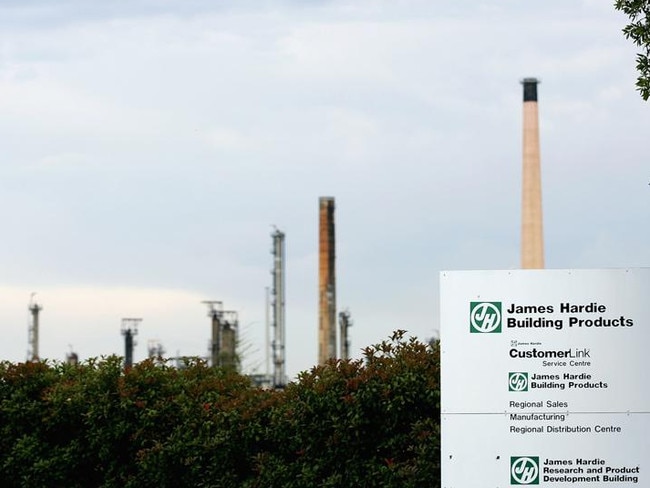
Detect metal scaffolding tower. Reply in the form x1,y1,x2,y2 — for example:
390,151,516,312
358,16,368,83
147,340,165,362
203,301,239,370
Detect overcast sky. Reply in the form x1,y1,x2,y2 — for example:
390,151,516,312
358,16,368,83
0,0,647,379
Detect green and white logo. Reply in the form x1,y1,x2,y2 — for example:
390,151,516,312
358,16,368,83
470,302,502,333
510,456,539,485
509,372,528,392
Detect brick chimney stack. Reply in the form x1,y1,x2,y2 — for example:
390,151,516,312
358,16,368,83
318,197,336,365
521,78,545,269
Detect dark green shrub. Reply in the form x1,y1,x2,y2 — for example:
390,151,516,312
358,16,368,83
0,332,440,488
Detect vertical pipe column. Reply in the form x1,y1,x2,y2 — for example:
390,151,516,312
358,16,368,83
28,300,42,362
265,286,270,379
272,229,286,387
220,313,238,370
318,197,336,365
202,301,223,367
521,78,545,269
124,330,134,367
211,311,221,367
339,309,352,360
121,318,141,368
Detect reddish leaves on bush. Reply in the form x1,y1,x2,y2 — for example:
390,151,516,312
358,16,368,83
0,332,440,488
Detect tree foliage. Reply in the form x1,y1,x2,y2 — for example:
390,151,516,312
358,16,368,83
615,0,650,100
0,331,440,487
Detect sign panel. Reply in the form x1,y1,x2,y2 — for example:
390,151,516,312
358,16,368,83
440,269,650,487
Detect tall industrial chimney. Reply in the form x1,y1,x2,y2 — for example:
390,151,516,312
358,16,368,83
318,197,336,365
521,78,545,269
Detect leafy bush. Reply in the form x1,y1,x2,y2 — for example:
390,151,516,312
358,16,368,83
0,331,439,487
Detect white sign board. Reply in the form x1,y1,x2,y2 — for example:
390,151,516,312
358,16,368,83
440,269,649,487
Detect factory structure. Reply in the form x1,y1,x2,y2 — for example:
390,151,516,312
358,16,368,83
20,197,352,386
201,301,239,370
19,77,543,382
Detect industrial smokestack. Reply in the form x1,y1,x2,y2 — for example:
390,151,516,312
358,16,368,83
318,197,336,365
521,77,545,269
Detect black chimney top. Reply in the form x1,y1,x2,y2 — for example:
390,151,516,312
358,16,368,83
522,77,539,102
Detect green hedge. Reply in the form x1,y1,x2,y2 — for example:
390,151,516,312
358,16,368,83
0,331,439,487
